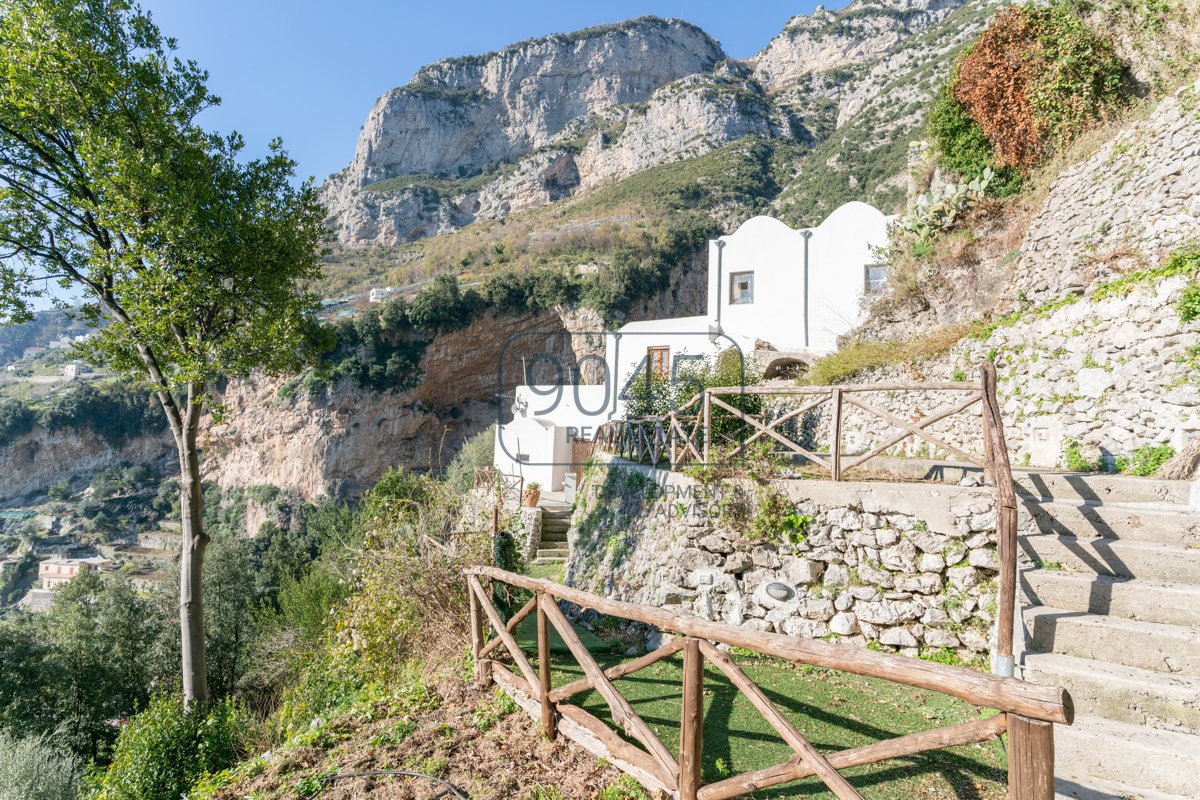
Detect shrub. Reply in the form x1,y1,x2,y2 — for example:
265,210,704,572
927,80,1022,196
47,480,72,501
1063,440,1103,472
750,488,812,546
1116,442,1175,477
443,424,496,493
94,696,248,800
1177,283,1200,323
0,731,82,800
406,274,484,335
336,477,491,678
951,3,1129,170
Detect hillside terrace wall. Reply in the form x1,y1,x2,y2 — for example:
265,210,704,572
568,455,1016,662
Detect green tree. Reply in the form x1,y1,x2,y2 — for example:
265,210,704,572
0,0,325,706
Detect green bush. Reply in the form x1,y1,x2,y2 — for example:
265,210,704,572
94,696,247,800
750,489,812,546
443,424,496,493
1063,440,1103,472
927,80,1022,196
0,731,82,800
1116,442,1175,477
1177,283,1200,323
47,480,72,501
406,274,484,335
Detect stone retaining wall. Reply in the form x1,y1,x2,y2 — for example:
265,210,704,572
567,455,1007,662
828,274,1200,470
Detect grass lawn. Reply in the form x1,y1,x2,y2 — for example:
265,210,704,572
525,561,564,583
506,565,1006,799
546,652,1007,799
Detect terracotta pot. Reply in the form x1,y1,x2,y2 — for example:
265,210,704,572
523,488,541,507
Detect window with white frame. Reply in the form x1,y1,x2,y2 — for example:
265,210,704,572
864,264,886,294
730,271,754,304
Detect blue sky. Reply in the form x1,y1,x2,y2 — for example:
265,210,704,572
140,1,849,185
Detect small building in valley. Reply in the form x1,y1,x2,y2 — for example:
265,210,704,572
38,555,111,590
493,201,891,492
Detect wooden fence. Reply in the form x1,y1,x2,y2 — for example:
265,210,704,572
594,372,992,481
474,466,524,508
467,565,1070,800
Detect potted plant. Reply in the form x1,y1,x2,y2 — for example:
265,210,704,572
523,481,541,508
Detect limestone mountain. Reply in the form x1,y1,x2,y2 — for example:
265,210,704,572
321,0,994,250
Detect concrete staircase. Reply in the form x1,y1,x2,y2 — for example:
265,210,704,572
534,500,572,563
1015,472,1200,800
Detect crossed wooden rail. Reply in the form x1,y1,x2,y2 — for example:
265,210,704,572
467,565,1070,800
595,375,990,481
474,466,524,507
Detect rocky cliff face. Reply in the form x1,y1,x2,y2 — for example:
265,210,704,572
322,17,723,244
202,251,708,500
202,305,603,499
748,0,968,91
323,1,984,248
0,429,173,505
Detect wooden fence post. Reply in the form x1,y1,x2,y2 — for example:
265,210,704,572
981,361,1018,677
680,637,704,800
702,392,712,464
470,580,491,686
829,388,843,481
1008,715,1054,800
537,593,557,739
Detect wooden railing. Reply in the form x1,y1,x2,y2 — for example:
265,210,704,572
595,370,993,481
474,466,524,508
467,565,1070,800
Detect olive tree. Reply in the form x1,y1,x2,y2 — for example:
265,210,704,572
0,0,326,705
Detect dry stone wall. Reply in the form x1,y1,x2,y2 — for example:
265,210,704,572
824,80,1200,469
1018,80,1200,303
567,456,1005,661
822,271,1200,471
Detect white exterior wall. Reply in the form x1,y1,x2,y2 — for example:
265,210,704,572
493,384,609,491
708,202,890,355
804,202,890,353
604,320,751,416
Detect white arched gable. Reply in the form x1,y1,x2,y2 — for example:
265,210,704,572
705,203,890,356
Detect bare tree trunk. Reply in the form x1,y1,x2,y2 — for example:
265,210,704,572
177,410,210,708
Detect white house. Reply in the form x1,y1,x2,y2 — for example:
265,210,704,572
607,202,890,395
492,202,891,492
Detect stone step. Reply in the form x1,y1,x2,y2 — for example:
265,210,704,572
533,556,566,565
1019,535,1200,584
1023,605,1200,676
536,548,569,561
1056,774,1195,800
1024,652,1200,735
1054,714,1200,797
541,519,571,531
1022,499,1200,547
1013,472,1192,506
1021,570,1200,627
